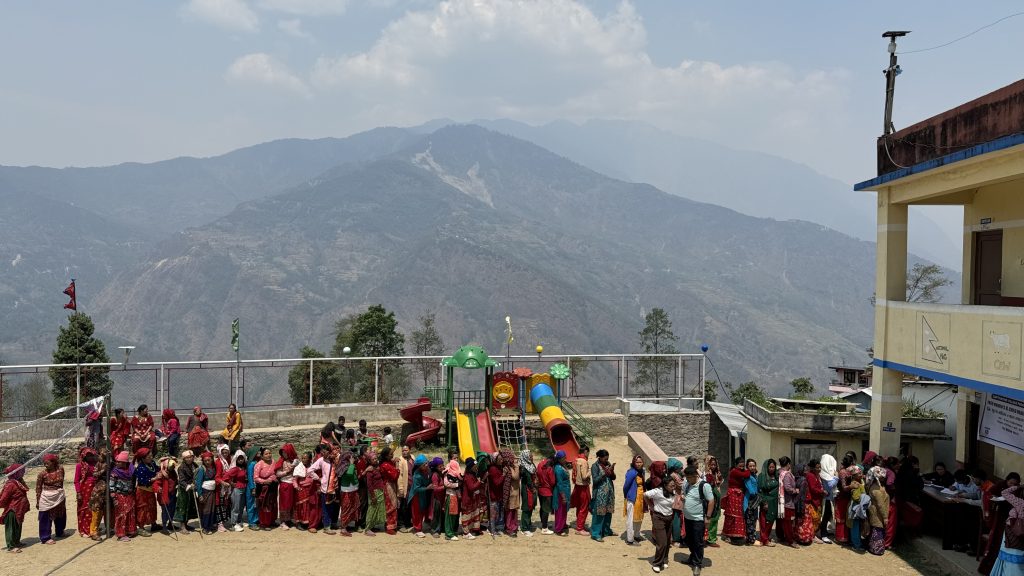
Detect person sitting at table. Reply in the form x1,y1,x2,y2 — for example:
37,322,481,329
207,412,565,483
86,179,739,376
922,462,955,488
949,469,983,555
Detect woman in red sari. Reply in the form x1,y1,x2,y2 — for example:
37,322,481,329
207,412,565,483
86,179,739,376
133,448,159,535
722,457,751,543
74,448,98,537
293,452,321,532
253,448,278,529
131,405,155,453
109,408,131,454
379,447,400,535
834,452,856,544
109,451,136,541
274,443,299,529
798,459,825,544
186,406,210,454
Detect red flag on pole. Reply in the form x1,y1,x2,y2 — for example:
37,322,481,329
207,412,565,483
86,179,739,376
63,280,76,311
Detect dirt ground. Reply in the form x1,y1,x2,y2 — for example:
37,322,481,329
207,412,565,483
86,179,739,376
0,436,928,576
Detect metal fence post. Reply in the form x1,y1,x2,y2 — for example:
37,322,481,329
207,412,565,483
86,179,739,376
76,364,81,417
308,359,314,408
678,356,683,409
374,359,380,405
159,364,166,411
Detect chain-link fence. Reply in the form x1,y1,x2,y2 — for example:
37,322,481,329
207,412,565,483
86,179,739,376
1,353,705,418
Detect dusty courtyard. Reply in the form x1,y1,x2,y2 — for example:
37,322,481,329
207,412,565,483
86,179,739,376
0,436,930,576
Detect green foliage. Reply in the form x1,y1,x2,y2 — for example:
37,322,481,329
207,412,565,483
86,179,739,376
287,346,344,405
906,263,952,304
789,376,814,399
703,380,719,403
635,308,679,396
567,357,590,397
331,305,409,403
49,313,112,403
726,381,775,409
410,312,445,391
902,399,944,419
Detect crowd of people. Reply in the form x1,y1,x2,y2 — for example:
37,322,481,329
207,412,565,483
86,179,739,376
1,408,1023,576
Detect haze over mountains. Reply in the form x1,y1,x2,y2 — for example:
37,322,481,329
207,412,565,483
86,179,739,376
0,120,947,394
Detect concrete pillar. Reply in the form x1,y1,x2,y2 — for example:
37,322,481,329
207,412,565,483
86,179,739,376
870,189,908,456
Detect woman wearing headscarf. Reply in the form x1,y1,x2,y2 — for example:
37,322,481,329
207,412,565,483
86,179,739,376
846,466,867,551
379,447,401,535
253,447,278,530
486,452,505,536
133,447,159,535
109,408,131,455
35,453,67,544
195,451,220,534
159,408,181,457
174,450,197,533
85,410,104,450
623,454,646,545
519,450,537,536
778,456,799,547
590,448,616,542
666,457,685,546
186,406,210,454
501,448,521,537
74,448,98,537
153,456,178,533
131,405,156,453
703,455,723,547
87,450,108,540
442,458,463,540
222,452,247,532
220,403,243,453
882,456,899,549
337,449,359,535
757,459,780,546
274,443,299,530
362,449,387,536
429,457,446,537
214,444,234,532
866,466,890,555
980,473,1021,575
644,460,673,573
552,450,572,536
110,451,137,541
799,459,825,545
818,453,838,544
571,446,592,535
293,451,321,532
0,463,30,552
410,455,433,537
459,457,482,538
722,456,751,543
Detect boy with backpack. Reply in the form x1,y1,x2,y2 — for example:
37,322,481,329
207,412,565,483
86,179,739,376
682,465,716,576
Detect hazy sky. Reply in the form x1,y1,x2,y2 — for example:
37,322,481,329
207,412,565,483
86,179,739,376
2,0,1022,193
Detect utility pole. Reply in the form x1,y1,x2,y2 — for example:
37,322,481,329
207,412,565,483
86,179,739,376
882,30,910,135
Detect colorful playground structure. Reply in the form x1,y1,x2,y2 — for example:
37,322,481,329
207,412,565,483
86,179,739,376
398,345,588,463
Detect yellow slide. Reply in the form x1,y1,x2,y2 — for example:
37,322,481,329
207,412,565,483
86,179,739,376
455,408,476,463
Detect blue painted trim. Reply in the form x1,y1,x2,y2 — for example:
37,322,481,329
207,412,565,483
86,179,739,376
854,132,1024,191
873,358,1024,401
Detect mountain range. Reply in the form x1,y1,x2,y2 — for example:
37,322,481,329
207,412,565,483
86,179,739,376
0,120,949,398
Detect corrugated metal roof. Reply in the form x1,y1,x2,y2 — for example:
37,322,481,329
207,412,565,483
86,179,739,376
708,401,747,438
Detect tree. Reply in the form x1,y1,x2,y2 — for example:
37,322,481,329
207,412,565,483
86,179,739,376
287,346,344,406
703,380,719,403
906,263,952,303
567,356,590,397
790,377,814,399
49,313,112,404
410,312,445,391
634,308,679,396
332,305,409,403
3,375,53,418
726,381,772,408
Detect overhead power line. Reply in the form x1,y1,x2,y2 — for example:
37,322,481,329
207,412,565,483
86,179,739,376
898,11,1024,54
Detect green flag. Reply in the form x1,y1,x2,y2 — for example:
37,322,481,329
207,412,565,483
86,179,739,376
231,318,239,353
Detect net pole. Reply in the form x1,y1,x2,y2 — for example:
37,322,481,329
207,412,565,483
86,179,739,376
105,393,112,541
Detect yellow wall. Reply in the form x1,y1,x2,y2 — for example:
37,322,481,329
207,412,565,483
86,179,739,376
963,179,1024,302
745,421,881,467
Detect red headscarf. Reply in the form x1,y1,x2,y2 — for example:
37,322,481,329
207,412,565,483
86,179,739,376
862,450,878,467
134,447,151,462
648,460,666,489
42,453,59,466
274,443,298,471
162,408,176,421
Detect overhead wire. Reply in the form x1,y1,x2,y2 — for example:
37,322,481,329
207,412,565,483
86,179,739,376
897,11,1024,54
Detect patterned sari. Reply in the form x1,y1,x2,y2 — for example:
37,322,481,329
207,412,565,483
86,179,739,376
797,503,820,544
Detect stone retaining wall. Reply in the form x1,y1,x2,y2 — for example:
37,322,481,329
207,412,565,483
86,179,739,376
626,411,709,460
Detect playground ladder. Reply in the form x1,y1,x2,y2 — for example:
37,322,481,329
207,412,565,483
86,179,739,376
561,400,594,447
494,414,526,453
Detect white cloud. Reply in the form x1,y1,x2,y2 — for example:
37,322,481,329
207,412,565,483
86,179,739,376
182,0,260,32
226,53,311,97
258,0,348,15
307,0,850,170
278,18,312,39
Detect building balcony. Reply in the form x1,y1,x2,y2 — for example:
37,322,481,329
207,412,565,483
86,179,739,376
874,300,1024,396
742,398,946,438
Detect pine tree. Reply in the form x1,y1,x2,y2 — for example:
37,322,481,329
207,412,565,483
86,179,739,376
49,313,112,404
635,308,679,397
410,312,445,391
